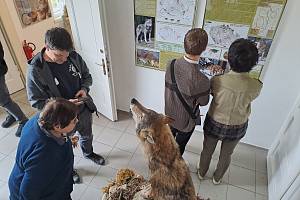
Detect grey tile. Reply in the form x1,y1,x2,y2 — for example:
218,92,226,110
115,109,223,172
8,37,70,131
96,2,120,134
256,193,268,200
255,148,268,173
79,185,103,200
128,152,149,178
75,158,101,184
227,185,255,200
0,179,9,200
183,151,200,173
231,143,256,170
185,130,203,154
114,133,139,153
256,172,268,196
199,179,228,200
71,183,88,200
0,133,19,155
90,166,118,188
106,148,133,169
228,165,256,192
0,156,15,182
92,114,110,127
96,127,122,147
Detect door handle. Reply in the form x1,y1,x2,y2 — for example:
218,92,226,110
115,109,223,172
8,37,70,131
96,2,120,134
95,59,106,75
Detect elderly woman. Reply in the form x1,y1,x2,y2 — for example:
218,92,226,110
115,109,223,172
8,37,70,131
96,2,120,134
8,98,78,200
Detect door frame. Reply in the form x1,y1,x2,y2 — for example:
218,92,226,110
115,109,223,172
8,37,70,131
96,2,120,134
0,17,25,89
66,0,118,121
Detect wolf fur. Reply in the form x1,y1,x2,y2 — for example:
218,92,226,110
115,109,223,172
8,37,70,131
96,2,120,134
130,98,199,200
136,18,152,43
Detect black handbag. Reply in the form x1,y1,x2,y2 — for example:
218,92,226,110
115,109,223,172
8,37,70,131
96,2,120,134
170,59,202,125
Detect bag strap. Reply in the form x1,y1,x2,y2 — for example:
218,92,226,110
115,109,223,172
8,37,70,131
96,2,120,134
170,59,197,119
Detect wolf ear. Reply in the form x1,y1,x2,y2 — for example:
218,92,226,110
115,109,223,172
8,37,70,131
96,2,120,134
162,115,174,124
142,129,155,144
146,134,155,144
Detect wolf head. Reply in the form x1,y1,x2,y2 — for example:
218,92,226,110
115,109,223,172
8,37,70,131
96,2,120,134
130,98,173,145
145,19,152,31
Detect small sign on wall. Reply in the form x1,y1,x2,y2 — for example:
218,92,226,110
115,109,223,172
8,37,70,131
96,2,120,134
13,0,52,27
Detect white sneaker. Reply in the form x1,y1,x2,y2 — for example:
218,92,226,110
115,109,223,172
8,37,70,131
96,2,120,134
212,177,221,185
197,170,204,180
197,160,200,170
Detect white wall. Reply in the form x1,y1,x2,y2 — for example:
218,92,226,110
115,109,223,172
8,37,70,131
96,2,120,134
4,0,56,55
244,0,300,148
106,0,300,149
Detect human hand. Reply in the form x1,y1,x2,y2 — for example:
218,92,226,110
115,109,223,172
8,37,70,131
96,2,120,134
75,89,87,98
71,135,79,148
69,98,84,106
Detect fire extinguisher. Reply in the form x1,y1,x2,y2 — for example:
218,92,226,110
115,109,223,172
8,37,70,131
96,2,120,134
22,40,36,60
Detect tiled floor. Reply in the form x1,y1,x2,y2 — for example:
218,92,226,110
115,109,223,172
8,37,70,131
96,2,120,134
0,90,268,200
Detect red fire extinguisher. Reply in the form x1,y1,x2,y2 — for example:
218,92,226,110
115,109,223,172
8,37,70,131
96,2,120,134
22,40,36,60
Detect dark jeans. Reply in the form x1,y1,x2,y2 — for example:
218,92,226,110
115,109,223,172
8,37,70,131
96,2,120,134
76,106,94,157
170,126,195,155
0,75,27,122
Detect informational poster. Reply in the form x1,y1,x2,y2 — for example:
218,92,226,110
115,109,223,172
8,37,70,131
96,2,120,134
134,0,197,71
13,0,52,27
202,0,287,79
156,0,197,26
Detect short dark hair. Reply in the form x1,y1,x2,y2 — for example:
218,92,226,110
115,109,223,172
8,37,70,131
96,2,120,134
228,38,258,73
45,27,73,51
39,98,78,130
184,28,208,55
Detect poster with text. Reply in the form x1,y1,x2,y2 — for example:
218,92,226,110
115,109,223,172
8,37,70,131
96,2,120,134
203,0,287,80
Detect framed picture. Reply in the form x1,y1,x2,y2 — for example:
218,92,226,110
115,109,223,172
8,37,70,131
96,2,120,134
13,0,52,27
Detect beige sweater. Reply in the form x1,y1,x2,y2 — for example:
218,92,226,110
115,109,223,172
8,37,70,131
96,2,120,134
208,71,263,125
165,57,210,132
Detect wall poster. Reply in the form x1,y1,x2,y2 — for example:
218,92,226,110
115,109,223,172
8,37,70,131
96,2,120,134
134,0,198,71
202,0,288,79
14,0,52,27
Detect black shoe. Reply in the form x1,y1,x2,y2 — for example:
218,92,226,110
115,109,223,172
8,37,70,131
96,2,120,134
15,119,28,137
72,169,81,184
85,152,105,165
1,115,16,128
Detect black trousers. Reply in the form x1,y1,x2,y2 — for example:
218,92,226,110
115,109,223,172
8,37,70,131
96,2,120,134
170,126,195,155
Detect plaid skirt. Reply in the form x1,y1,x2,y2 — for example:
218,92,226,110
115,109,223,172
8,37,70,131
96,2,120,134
203,115,248,141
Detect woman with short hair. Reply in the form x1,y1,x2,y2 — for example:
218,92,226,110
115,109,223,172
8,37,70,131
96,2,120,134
9,98,78,200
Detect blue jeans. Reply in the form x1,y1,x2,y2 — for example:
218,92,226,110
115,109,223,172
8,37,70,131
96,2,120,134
0,75,27,122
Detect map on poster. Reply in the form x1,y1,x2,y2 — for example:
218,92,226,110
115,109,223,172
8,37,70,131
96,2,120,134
203,0,287,80
156,22,190,45
204,21,250,48
156,0,197,26
249,3,284,38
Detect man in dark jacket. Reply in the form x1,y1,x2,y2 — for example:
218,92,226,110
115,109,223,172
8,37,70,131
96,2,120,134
0,40,28,137
26,27,106,183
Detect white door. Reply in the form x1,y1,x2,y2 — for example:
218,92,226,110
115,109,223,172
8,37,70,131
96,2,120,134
66,0,117,121
0,25,24,94
268,95,300,199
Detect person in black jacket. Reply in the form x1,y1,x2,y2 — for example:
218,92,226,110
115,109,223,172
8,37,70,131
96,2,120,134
26,27,106,183
0,40,28,137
